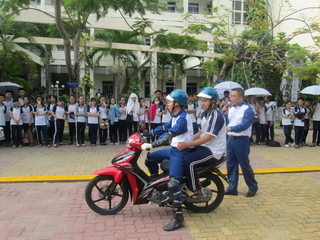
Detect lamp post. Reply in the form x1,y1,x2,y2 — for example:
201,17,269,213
51,81,65,100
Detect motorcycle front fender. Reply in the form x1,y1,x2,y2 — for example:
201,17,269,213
93,166,124,183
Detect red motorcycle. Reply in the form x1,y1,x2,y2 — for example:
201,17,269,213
85,133,229,215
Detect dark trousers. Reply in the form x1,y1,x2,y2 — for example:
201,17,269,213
68,122,75,143
53,119,65,144
259,124,266,143
0,125,5,146
312,121,320,144
250,121,261,143
76,122,86,144
88,123,98,144
35,125,50,146
301,119,309,143
294,126,304,145
266,121,274,141
49,119,55,139
118,120,127,142
283,125,294,144
192,122,198,134
4,121,10,144
226,137,258,194
109,122,119,143
11,125,23,146
99,119,108,144
184,146,218,191
127,121,139,136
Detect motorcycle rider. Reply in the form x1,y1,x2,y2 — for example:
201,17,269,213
143,89,194,231
177,87,226,197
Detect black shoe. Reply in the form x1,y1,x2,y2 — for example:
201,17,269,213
163,215,184,231
224,191,238,196
246,188,258,197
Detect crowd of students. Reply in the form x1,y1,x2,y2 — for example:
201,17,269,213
1,88,320,149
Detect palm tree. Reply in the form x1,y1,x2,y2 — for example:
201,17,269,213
0,12,37,87
90,30,145,95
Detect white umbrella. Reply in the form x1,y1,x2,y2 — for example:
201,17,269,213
300,85,320,95
244,87,272,96
0,82,22,94
214,81,243,90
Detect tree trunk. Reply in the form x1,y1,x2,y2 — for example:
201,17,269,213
120,67,130,95
217,62,234,81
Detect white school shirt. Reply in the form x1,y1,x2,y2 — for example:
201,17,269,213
67,104,76,123
186,103,197,123
54,105,65,120
162,103,171,123
294,106,307,127
4,99,13,122
118,106,127,120
34,106,47,126
199,108,226,159
88,106,99,124
150,107,162,124
22,105,33,124
313,102,320,121
98,104,108,119
170,113,194,148
265,101,277,121
10,106,23,125
259,105,266,124
0,105,7,126
139,106,149,122
282,108,294,126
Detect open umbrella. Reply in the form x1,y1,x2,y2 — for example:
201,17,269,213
300,85,320,95
244,87,271,96
214,81,243,90
0,82,22,95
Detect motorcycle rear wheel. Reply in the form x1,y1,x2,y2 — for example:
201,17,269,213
85,175,129,215
185,173,224,213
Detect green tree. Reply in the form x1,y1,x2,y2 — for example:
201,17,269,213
0,11,37,88
3,0,158,93
90,29,145,95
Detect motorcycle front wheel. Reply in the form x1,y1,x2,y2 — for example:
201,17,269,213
85,175,129,215
185,173,224,213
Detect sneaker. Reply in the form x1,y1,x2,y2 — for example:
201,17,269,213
115,142,119,145
81,144,86,147
284,144,289,148
12,145,16,149
19,145,23,148
291,143,295,147
76,144,80,147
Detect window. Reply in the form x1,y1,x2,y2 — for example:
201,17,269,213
206,3,212,14
167,2,176,12
232,0,248,25
144,82,150,98
188,3,199,14
166,82,174,94
187,83,197,95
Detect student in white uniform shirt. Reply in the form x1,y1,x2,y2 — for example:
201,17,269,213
282,100,295,147
97,96,109,145
51,98,66,147
87,97,100,147
65,95,76,145
47,95,57,140
150,97,163,141
118,97,127,144
0,94,7,147
108,97,121,145
21,96,34,146
34,96,50,148
293,97,308,149
4,90,14,145
18,88,25,106
138,98,149,133
161,101,172,126
10,98,23,148
74,95,87,147
185,94,198,134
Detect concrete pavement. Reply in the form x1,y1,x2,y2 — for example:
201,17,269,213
0,129,320,239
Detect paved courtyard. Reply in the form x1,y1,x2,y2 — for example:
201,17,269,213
0,129,320,239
